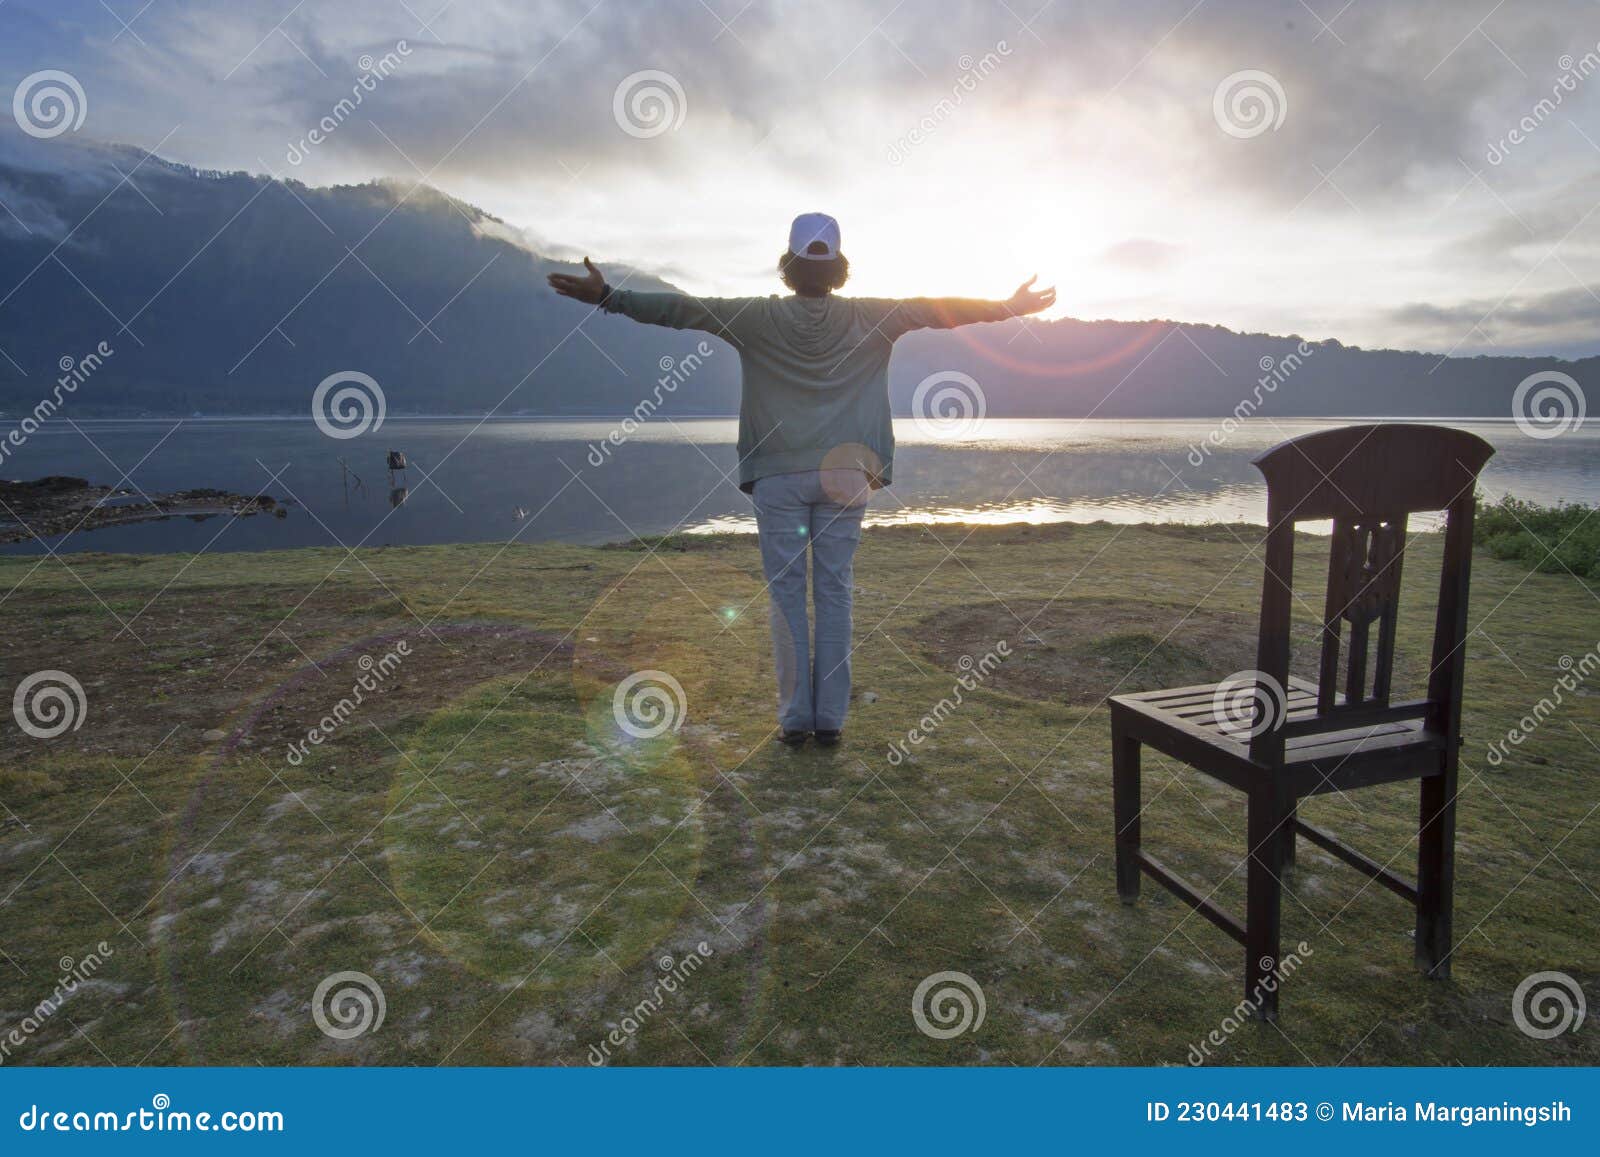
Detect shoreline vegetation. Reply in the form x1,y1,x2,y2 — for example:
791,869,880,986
0,476,286,545
1,512,1594,1067
2,469,1589,569
1475,495,1600,577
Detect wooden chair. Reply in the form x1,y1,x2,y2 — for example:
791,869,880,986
1108,423,1493,1020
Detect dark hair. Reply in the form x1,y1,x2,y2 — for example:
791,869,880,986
778,247,850,296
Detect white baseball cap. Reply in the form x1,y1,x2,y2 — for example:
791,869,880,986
788,212,841,261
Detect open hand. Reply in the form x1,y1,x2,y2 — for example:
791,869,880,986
1006,275,1056,317
547,257,607,305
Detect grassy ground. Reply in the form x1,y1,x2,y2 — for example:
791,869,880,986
0,520,1596,1067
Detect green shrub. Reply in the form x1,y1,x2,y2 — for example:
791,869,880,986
1475,494,1600,577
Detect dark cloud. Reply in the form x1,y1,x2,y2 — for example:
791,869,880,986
12,1,1595,203
1449,169,1600,260
1385,284,1600,354
3,0,1598,352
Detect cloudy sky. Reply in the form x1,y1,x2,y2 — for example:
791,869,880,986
4,0,1600,356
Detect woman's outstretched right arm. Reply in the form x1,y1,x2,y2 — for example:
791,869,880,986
547,257,748,344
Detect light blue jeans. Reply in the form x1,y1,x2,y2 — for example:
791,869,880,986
751,468,871,732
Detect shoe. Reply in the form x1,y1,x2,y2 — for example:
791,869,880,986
814,729,842,747
777,728,809,747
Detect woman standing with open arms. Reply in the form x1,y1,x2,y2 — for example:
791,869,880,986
549,213,1055,748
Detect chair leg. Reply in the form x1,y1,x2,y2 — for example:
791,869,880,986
1282,801,1297,870
1416,758,1457,979
1112,730,1141,903
1245,781,1290,1021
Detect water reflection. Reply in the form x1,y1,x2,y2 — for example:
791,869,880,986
3,417,1593,554
337,456,369,503
685,486,1285,535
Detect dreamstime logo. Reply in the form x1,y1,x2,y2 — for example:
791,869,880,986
1211,670,1287,738
1187,941,1313,1063
586,341,715,467
1511,970,1586,1039
16,1094,283,1133
912,971,985,1039
887,40,1013,164
285,641,410,765
286,40,412,165
585,943,713,1065
887,641,1010,765
1511,370,1585,439
12,670,86,739
1185,341,1315,467
1486,645,1598,767
612,670,687,739
612,70,687,138
911,371,986,440
0,940,114,1065
12,70,87,139
1486,45,1600,165
0,340,114,470
312,370,386,440
1212,69,1287,139
311,971,386,1040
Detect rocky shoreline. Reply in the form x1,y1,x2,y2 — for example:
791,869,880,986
0,476,287,544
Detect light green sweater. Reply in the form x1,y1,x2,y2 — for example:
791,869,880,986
600,291,1014,491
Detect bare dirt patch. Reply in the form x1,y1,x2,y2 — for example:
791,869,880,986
220,623,576,759
0,585,567,767
913,596,1276,705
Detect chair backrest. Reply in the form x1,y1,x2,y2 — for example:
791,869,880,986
1246,423,1494,764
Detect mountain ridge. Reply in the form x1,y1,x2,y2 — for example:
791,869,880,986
0,135,1589,420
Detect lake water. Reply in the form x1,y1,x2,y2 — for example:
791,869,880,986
3,417,1595,555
